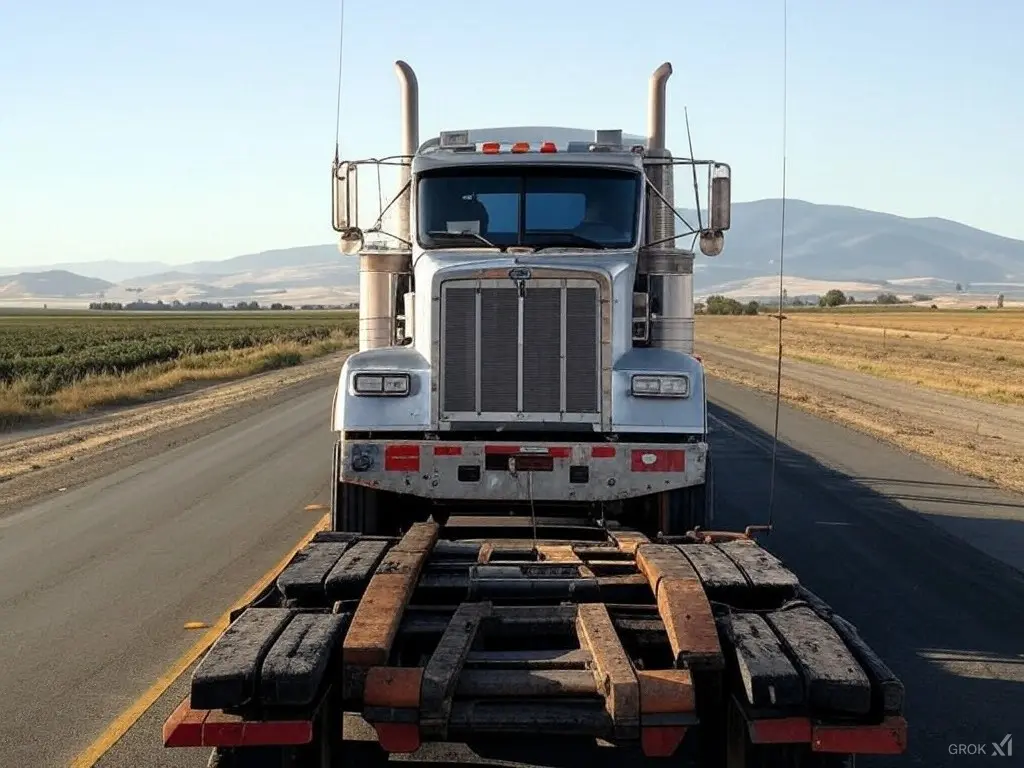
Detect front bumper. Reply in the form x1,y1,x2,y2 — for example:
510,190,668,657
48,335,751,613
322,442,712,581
339,440,708,502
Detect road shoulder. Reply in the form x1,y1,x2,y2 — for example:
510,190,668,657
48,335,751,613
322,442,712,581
699,340,1024,494
0,353,346,516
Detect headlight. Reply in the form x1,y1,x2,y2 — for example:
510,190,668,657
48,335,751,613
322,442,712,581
630,374,690,398
353,373,411,396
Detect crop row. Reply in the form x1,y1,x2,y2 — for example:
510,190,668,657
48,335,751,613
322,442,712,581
0,313,358,393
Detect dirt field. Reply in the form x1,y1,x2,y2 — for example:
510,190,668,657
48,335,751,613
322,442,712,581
696,309,1024,493
0,310,357,428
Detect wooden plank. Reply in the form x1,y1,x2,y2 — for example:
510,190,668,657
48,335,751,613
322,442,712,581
477,542,494,564
636,669,695,714
448,700,612,735
721,613,803,708
609,529,650,555
464,649,592,671
420,601,491,737
577,603,639,737
276,541,351,601
656,578,724,670
456,669,599,698
343,523,438,667
364,666,423,709
260,612,350,707
717,540,799,590
492,604,578,627
766,606,872,715
536,544,581,562
324,539,390,601
391,521,438,554
677,544,749,590
432,541,484,559
635,544,723,670
796,587,904,714
635,543,701,590
191,608,293,710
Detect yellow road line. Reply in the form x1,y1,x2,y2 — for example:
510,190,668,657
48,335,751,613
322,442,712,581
69,513,330,768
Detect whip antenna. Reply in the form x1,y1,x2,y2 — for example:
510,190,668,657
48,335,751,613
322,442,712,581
765,0,789,530
332,0,347,164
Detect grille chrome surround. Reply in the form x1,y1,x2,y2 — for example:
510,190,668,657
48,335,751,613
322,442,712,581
440,277,601,423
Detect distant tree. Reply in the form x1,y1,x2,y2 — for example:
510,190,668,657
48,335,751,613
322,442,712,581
819,289,846,307
876,292,901,305
955,283,963,292
911,294,933,302
705,295,747,315
997,293,1005,308
743,301,760,315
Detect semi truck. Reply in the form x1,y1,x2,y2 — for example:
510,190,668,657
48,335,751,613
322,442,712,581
162,61,908,766
328,59,727,540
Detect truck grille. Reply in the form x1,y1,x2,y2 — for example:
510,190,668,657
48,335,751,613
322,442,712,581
441,278,601,418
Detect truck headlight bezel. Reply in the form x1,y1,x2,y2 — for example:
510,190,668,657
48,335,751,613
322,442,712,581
352,372,411,397
630,374,690,398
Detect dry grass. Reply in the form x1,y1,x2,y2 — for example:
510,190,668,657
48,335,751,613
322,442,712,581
696,308,1024,494
696,309,1024,405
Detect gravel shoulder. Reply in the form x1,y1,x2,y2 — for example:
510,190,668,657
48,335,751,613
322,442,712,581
698,340,1024,494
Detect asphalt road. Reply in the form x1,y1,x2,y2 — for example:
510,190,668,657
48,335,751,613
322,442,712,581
1,376,1022,767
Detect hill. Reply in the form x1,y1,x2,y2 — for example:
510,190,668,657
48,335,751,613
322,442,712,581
1,200,1023,306
680,199,1024,293
0,270,113,300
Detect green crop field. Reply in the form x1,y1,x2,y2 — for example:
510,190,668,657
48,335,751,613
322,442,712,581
0,310,358,425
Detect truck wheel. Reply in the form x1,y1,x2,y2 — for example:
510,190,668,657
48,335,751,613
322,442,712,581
648,450,715,538
333,479,381,534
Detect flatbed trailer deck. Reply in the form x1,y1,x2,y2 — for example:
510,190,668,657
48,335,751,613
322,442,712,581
163,517,908,766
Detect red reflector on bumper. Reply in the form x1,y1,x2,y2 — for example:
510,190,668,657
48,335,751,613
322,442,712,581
630,449,685,472
385,444,420,471
591,445,616,458
433,445,462,456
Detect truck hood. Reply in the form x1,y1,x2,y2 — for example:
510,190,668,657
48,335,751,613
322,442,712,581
414,248,638,286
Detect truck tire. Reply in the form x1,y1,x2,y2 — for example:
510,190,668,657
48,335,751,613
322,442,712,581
643,450,715,538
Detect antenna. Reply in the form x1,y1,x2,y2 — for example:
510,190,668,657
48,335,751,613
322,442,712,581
332,0,347,165
684,108,703,232
764,0,790,531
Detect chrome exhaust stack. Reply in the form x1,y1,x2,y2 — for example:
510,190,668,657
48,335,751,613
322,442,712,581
642,62,694,355
355,60,418,351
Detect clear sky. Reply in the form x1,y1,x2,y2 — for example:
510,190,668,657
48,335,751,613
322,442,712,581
2,0,1021,268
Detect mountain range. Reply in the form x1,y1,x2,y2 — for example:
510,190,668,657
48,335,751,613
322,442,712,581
2,199,1023,307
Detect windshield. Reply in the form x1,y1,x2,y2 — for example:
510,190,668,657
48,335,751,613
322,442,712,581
416,166,641,251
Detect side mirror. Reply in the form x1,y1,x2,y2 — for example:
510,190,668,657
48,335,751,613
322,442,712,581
700,163,730,257
708,163,731,232
332,161,359,232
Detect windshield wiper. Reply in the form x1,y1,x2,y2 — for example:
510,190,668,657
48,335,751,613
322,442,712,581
529,233,608,251
426,230,500,249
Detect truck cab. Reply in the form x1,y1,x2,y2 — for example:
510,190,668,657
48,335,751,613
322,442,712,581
329,62,731,539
